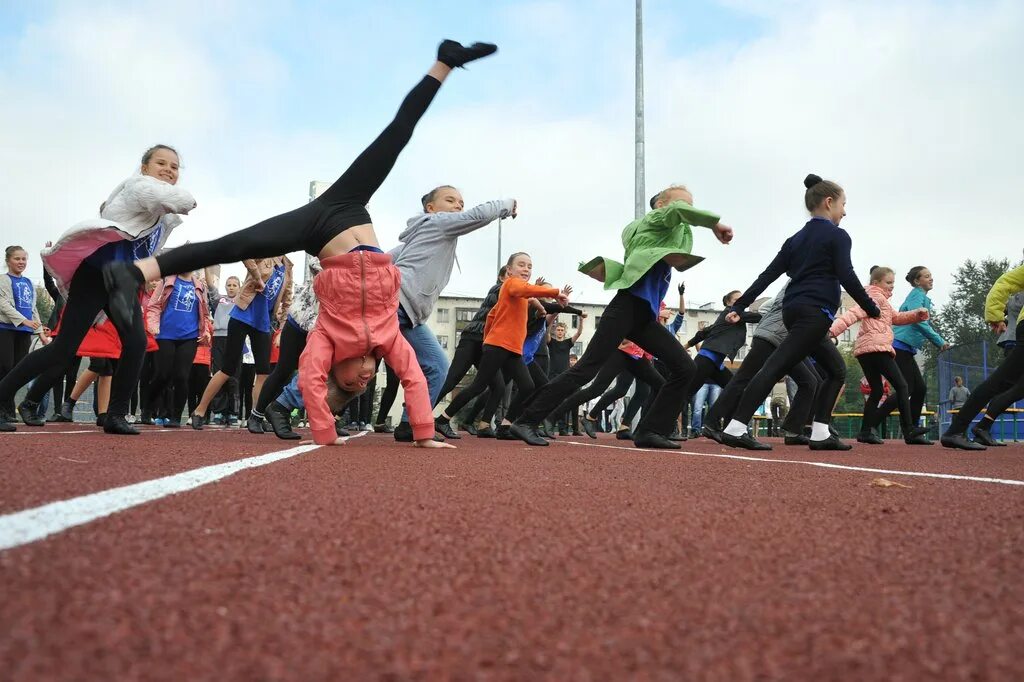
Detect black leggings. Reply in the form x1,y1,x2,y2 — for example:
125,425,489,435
551,352,661,422
621,380,653,428
0,330,32,414
858,351,912,433
210,336,239,416
949,321,1024,433
255,322,306,414
147,338,198,422
682,355,734,429
0,264,146,417
877,349,926,426
189,363,210,415
727,306,844,426
444,345,534,423
709,338,819,434
51,356,82,415
155,76,442,274
434,335,506,409
239,364,256,420
221,318,271,376
590,357,664,421
374,364,400,425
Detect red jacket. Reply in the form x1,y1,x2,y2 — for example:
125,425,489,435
299,251,431,445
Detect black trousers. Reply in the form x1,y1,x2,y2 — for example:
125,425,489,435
155,77,442,274
727,306,844,426
0,330,32,414
877,349,926,426
949,321,1024,433
518,291,693,437
709,338,819,434
210,336,239,416
239,364,256,419
0,264,146,418
255,322,306,414
188,362,210,416
621,380,653,428
374,364,400,425
434,334,506,411
550,352,661,423
51,356,82,415
146,338,198,422
221,318,271,376
858,352,912,433
444,345,534,423
682,355,734,430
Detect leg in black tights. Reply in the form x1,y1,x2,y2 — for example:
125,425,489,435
147,339,198,424
443,346,533,423
0,331,32,416
858,352,913,434
683,355,734,430
374,364,400,426
255,323,307,414
549,354,630,423
434,336,483,406
878,349,926,425
948,322,1024,434
189,362,210,416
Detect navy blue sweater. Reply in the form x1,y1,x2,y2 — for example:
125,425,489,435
731,217,880,318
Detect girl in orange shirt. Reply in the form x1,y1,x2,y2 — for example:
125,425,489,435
435,252,568,440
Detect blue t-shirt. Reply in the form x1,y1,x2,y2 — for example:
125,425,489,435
697,347,726,370
85,222,165,268
157,277,200,341
892,339,916,355
522,324,548,365
230,264,285,333
627,260,672,319
1,274,35,333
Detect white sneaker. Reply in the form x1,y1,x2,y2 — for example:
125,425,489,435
126,414,137,424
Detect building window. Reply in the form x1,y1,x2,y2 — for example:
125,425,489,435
437,335,449,350
455,307,476,330
573,341,583,356
571,315,579,329
436,308,450,323
455,330,462,345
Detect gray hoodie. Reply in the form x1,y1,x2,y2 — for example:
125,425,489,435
390,199,516,326
752,282,788,347
998,292,1024,346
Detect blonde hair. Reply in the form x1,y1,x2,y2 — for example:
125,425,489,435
870,266,894,283
650,184,691,209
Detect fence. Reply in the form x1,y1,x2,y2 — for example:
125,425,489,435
936,339,1023,440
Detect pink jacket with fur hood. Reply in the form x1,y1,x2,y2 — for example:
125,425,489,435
830,284,928,357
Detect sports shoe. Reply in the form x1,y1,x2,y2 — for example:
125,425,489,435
266,402,301,441
856,430,884,445
783,431,809,446
475,425,496,438
615,429,633,441
335,423,350,437
373,422,394,434
971,425,1006,447
904,434,932,445
437,39,498,68
434,418,461,440
103,414,139,435
701,425,725,444
461,422,478,436
633,431,682,449
0,414,15,432
668,429,687,442
509,422,547,446
247,414,265,434
190,413,204,430
17,400,45,427
721,431,772,451
163,419,182,428
394,421,414,442
940,432,986,451
581,417,598,439
808,435,852,451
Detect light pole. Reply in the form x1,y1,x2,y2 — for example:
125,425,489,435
635,0,645,219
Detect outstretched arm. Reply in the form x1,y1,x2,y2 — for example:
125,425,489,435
434,199,517,237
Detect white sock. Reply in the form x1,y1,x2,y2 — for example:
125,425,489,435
724,419,747,437
810,421,830,441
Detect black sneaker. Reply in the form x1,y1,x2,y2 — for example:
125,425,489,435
190,413,204,430
701,425,725,444
907,425,929,439
940,432,986,451
856,430,884,445
721,431,772,451
139,411,155,426
266,402,301,441
335,423,350,437
437,39,498,68
373,422,394,434
475,425,496,438
615,429,633,441
808,435,852,451
95,413,107,427
633,431,682,449
581,417,598,439
101,261,143,334
0,413,14,432
103,414,139,435
558,427,569,437
571,430,583,436
783,431,809,446
971,425,1006,447
461,422,478,436
247,414,265,434
17,400,45,427
509,422,547,446
669,429,687,442
394,421,414,442
163,419,181,428
904,434,932,445
435,418,461,440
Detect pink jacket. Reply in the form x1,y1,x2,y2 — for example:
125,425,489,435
298,250,432,446
830,284,928,356
146,274,213,343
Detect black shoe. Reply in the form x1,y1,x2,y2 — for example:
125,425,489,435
461,422,478,436
17,400,45,427
435,418,461,440
373,422,394,434
103,414,139,435
904,434,932,445
475,425,496,438
633,431,682,449
940,432,986,451
394,421,414,442
509,422,548,446
139,411,155,426
101,261,143,334
266,402,301,441
615,429,633,441
558,428,569,436
335,423,350,437
95,413,106,427
190,413,204,430
247,414,265,434
571,430,583,437
784,433,810,446
971,425,1006,447
907,425,929,439
701,425,725,444
437,39,498,68
581,417,598,439
856,430,884,445
669,429,687,442
163,419,181,428
721,431,772,451
808,435,852,451
539,425,557,440
0,413,15,432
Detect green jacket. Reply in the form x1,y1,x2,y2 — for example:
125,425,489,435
578,200,721,290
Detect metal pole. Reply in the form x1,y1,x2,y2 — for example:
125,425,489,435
497,217,503,273
634,0,645,219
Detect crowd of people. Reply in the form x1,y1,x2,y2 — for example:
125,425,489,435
1,40,1022,453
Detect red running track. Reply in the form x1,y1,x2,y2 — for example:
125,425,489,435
2,427,1023,680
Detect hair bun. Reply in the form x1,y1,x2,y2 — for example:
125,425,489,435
804,173,823,189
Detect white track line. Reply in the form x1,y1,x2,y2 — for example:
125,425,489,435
567,441,1024,487
0,433,364,552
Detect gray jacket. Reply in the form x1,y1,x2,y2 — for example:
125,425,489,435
390,199,515,326
752,282,788,347
0,273,41,332
998,292,1024,346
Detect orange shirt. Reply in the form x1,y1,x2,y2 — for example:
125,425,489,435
483,278,560,354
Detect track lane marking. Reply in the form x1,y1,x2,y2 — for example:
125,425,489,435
0,433,365,552
567,441,1024,487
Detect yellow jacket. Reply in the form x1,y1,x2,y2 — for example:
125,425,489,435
985,264,1024,324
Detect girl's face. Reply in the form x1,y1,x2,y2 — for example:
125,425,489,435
875,273,895,296
334,356,376,392
509,254,533,280
141,148,180,185
823,191,847,225
915,268,934,292
426,187,465,213
6,249,27,275
225,278,240,297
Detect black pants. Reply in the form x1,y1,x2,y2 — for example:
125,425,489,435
949,321,1024,433
682,355,734,430
858,352,912,433
255,322,306,414
210,336,239,417
239,364,256,419
444,345,534,423
621,380,653,428
222,318,272,376
51,356,82,415
0,264,146,418
434,334,506,411
146,338,198,423
518,291,693,437
708,338,819,434
155,77,442,274
877,349,926,426
728,306,844,426
461,385,505,427
0,330,32,414
189,363,210,416
374,364,399,425
551,352,661,422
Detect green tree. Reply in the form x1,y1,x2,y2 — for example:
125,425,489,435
932,257,1012,346
34,284,53,327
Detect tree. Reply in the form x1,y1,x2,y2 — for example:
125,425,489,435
34,284,53,327
932,257,1013,346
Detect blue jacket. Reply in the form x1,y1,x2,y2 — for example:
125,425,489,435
892,288,945,350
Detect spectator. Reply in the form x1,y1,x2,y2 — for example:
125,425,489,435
948,375,970,410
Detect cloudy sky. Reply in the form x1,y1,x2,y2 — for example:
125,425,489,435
1,0,1021,310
